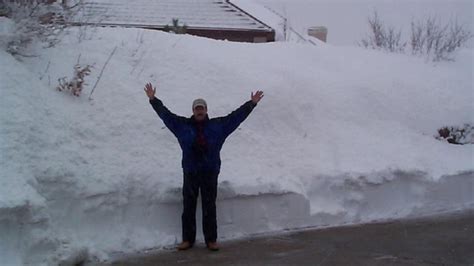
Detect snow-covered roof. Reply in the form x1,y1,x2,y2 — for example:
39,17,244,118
230,0,285,39
231,0,325,44
70,0,273,32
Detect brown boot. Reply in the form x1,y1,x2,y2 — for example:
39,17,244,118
177,241,193,251
206,242,219,251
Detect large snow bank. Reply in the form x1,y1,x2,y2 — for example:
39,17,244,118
0,26,473,265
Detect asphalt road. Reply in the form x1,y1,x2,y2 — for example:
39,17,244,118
104,211,474,266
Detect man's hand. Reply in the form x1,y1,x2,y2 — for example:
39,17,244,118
144,82,156,100
251,90,264,104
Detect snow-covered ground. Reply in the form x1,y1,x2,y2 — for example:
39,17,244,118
1,15,473,266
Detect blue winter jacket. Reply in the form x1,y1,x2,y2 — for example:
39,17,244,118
150,97,257,173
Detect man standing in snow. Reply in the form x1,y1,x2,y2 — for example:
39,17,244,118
144,83,263,251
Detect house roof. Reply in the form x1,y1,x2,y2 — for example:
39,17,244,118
70,0,273,32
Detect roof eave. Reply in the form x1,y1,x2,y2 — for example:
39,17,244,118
67,21,274,33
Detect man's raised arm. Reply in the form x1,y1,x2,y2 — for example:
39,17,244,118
220,90,264,137
144,82,185,135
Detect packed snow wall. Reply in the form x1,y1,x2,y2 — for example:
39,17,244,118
1,25,473,265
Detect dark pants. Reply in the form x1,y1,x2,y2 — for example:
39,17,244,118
182,171,219,244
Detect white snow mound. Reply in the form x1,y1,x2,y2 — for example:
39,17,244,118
0,26,473,265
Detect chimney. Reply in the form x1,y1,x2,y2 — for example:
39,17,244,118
308,26,328,43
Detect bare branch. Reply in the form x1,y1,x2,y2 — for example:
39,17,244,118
361,11,472,61
89,46,117,100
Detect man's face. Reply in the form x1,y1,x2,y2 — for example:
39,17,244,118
193,105,207,121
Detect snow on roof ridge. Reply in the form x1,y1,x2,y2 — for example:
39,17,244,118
226,0,273,30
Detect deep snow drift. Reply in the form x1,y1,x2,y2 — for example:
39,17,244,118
0,24,473,265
